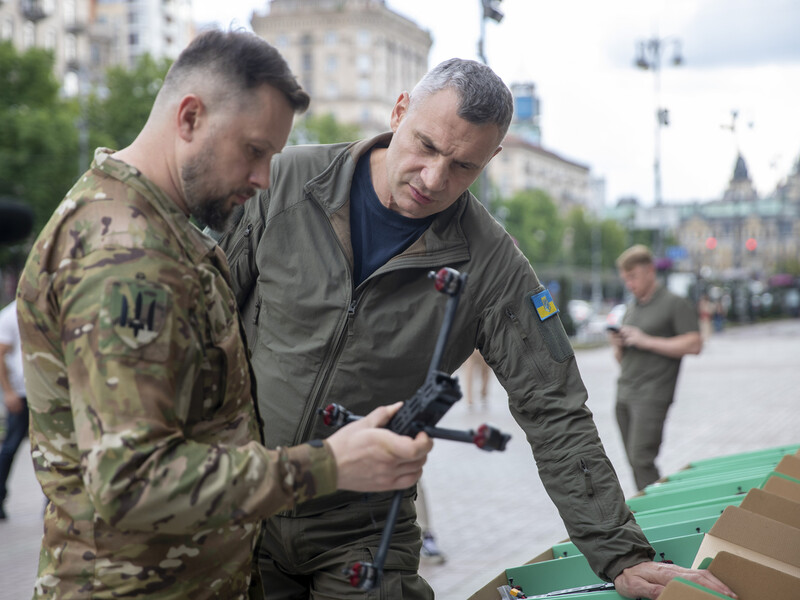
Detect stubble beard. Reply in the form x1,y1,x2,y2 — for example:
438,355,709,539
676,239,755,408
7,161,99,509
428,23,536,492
181,145,251,231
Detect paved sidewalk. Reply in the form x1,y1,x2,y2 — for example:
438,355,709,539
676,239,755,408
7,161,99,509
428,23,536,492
1,319,799,599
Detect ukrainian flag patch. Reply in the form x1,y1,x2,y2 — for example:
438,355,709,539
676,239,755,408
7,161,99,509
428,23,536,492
531,289,559,321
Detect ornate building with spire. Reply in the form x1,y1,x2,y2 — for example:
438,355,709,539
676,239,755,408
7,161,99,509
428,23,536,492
676,153,800,278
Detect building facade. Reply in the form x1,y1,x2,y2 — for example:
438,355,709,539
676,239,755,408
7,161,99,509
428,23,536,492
606,153,800,279
251,0,431,136
676,154,800,278
489,133,593,211
1,0,92,88
1,0,193,94
93,0,194,70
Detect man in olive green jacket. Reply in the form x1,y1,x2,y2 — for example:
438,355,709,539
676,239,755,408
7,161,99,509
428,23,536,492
219,59,733,600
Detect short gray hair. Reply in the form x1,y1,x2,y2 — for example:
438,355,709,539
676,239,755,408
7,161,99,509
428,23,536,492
410,58,514,140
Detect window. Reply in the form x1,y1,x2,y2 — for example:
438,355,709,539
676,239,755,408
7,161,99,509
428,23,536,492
44,28,56,50
276,34,289,48
1,19,13,41
356,29,370,47
356,54,370,73
302,52,312,71
65,33,77,62
326,54,337,72
326,81,339,99
23,22,35,49
324,30,337,45
357,77,370,98
129,32,139,46
63,0,76,25
91,43,102,66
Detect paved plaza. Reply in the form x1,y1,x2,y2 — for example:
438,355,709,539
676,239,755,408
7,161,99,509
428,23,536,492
1,319,799,599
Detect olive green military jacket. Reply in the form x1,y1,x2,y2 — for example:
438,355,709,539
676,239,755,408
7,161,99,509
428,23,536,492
17,149,337,599
220,134,654,582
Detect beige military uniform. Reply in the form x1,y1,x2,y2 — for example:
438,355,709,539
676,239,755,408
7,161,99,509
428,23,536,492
17,149,337,599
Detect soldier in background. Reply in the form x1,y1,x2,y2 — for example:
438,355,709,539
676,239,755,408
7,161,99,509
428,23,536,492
15,29,431,599
610,245,702,491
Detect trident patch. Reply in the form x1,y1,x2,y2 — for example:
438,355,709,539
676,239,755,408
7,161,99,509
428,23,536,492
531,289,559,321
106,279,169,348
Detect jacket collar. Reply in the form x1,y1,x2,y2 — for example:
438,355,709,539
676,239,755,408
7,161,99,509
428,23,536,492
304,133,472,260
94,148,219,264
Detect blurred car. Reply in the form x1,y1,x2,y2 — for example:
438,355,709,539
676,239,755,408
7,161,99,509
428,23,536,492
567,299,593,329
606,303,627,328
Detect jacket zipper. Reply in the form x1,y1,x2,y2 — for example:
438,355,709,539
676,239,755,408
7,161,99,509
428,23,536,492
579,458,607,523
504,306,547,380
292,193,469,446
226,222,253,265
292,198,360,447
293,296,359,447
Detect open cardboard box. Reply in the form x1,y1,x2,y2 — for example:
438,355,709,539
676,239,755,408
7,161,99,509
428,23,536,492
656,577,730,600
773,453,800,479
691,505,800,577
739,487,800,529
705,551,800,600
468,449,800,600
467,547,555,600
762,471,800,503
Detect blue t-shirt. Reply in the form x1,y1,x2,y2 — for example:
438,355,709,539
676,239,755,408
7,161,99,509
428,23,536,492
350,150,434,287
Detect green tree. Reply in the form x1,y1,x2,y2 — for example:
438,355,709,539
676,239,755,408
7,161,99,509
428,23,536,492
599,219,628,268
88,54,172,151
0,42,80,234
566,206,628,270
496,189,564,266
289,112,361,145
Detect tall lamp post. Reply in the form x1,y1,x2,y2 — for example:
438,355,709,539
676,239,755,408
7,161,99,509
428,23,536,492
477,0,504,211
634,36,683,208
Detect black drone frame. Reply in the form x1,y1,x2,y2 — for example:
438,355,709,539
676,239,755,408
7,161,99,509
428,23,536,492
318,267,511,590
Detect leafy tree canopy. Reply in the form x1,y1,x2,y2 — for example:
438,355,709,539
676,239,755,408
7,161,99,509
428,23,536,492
88,53,172,151
290,112,361,146
0,42,79,234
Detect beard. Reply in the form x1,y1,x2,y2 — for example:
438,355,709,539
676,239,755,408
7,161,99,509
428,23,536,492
181,144,254,231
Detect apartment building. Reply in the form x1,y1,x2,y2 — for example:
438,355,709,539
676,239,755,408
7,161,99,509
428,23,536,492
251,0,431,135
1,0,91,89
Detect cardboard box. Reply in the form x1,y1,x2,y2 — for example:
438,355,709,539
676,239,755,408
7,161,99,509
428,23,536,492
656,577,730,600
762,472,800,503
774,454,800,479
739,487,800,529
467,547,554,600
691,505,800,577
707,551,800,600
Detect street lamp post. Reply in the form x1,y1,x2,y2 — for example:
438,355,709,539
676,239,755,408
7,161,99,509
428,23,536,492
634,36,683,207
477,0,504,212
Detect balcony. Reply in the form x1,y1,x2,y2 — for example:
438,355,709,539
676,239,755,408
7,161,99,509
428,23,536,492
20,0,54,23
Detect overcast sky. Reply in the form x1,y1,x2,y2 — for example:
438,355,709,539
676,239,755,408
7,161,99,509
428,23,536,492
194,0,800,207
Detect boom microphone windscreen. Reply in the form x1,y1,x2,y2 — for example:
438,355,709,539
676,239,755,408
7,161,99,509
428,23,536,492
0,200,34,245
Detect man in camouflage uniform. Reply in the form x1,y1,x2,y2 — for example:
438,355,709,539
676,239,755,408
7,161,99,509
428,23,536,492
16,30,432,599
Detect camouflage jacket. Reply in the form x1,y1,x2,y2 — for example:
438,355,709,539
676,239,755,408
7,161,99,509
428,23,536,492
17,149,338,599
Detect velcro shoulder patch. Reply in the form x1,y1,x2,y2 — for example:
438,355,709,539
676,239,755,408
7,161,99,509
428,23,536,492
100,277,172,361
531,289,559,321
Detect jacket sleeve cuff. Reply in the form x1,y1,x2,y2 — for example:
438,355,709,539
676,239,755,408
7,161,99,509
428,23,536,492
277,440,338,506
603,548,655,582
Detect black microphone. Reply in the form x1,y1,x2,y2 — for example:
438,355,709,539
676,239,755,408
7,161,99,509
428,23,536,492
0,200,34,245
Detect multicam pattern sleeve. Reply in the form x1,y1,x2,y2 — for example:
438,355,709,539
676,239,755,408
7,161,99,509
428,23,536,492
16,150,337,598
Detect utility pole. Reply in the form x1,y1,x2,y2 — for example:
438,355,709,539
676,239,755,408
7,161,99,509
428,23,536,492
477,0,504,212
634,36,683,255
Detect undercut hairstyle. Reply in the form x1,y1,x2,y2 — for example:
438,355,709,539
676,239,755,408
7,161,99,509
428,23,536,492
616,244,654,271
161,29,309,113
410,58,514,140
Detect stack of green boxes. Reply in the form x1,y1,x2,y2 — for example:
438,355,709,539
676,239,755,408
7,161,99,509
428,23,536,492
490,444,800,600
